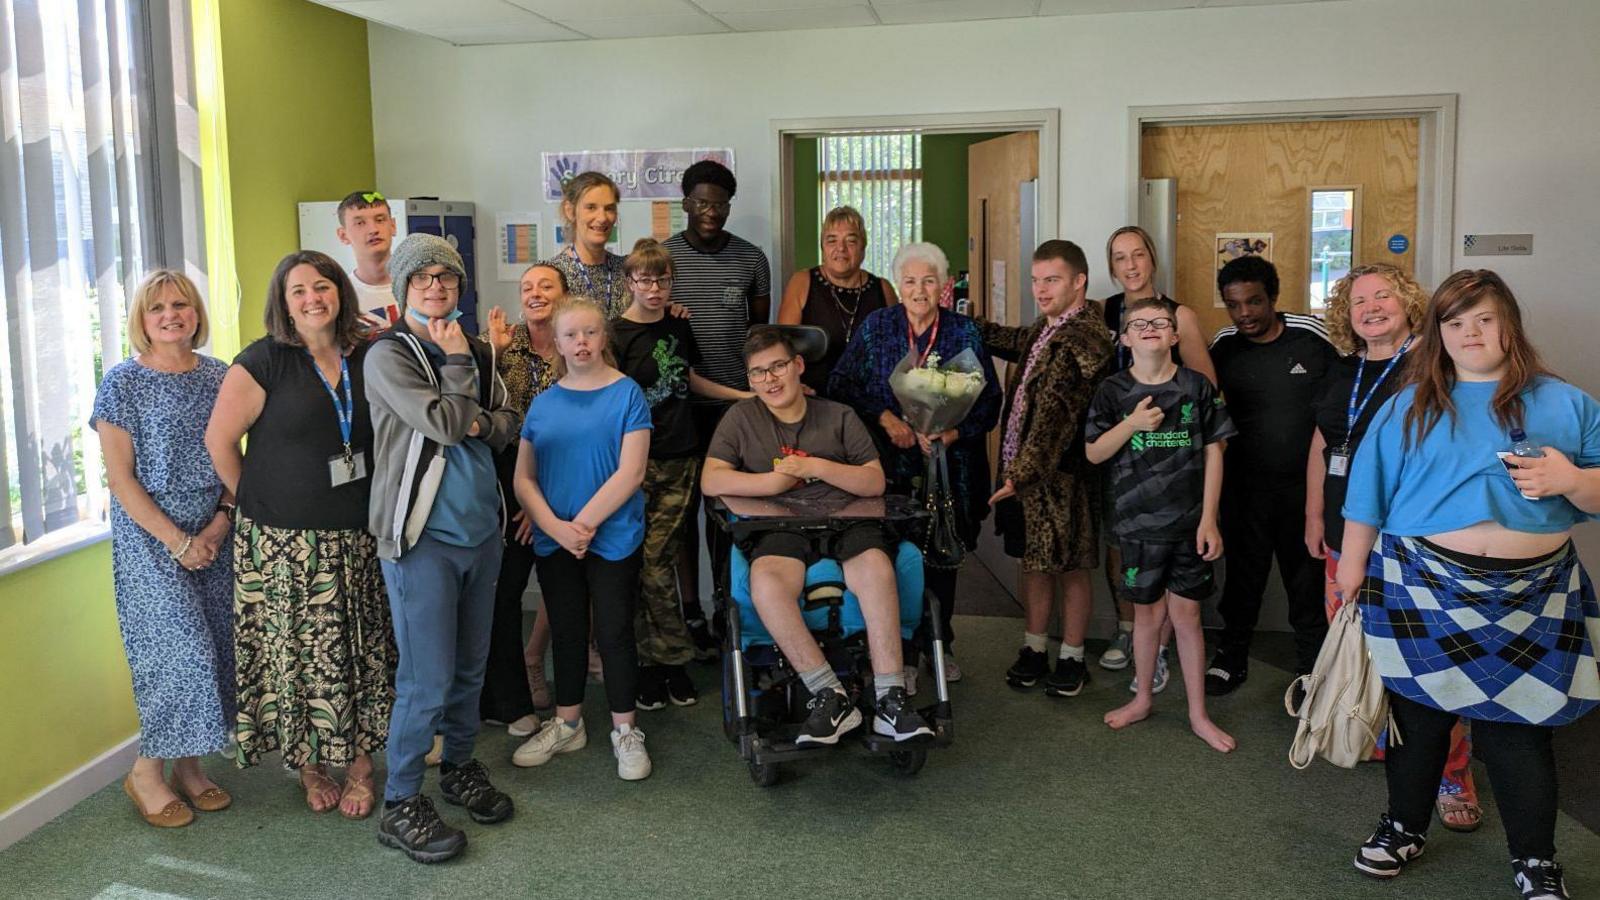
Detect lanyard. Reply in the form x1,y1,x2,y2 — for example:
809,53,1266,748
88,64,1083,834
567,245,615,303
309,352,354,455
907,311,940,368
1345,336,1412,440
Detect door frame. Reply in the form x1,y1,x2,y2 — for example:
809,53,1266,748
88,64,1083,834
1126,94,1458,290
770,109,1061,281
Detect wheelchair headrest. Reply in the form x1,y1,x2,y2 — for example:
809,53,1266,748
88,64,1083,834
755,324,830,364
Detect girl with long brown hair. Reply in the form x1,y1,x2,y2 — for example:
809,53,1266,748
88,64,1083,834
1335,269,1600,899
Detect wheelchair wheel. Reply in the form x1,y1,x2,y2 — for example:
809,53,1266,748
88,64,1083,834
748,759,782,787
720,644,738,744
888,748,927,776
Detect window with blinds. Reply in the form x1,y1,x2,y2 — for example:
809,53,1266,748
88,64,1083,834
0,0,182,562
817,133,922,280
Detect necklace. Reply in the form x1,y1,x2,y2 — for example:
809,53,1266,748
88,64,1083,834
821,269,869,344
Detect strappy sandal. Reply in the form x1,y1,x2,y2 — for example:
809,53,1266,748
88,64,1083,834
300,766,341,814
169,774,232,812
1436,791,1483,832
339,773,377,820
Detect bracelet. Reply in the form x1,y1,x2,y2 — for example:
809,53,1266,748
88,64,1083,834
169,535,193,562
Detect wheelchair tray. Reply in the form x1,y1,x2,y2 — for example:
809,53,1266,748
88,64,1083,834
713,493,925,542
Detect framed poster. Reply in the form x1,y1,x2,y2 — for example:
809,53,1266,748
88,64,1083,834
1214,232,1273,307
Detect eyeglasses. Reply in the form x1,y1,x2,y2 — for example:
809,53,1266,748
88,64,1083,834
686,198,731,214
408,271,461,291
629,275,672,289
746,356,796,383
1124,316,1175,333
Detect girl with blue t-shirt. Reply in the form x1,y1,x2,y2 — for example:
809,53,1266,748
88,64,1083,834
1337,270,1600,900
511,297,655,781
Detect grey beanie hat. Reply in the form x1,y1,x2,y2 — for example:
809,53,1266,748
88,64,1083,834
388,232,466,307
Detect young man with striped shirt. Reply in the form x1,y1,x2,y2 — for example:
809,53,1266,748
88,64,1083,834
1204,255,1337,696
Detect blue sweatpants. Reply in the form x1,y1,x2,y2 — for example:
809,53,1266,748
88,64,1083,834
381,533,503,802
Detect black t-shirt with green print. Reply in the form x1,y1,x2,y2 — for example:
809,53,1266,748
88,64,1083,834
612,315,702,460
1085,366,1237,541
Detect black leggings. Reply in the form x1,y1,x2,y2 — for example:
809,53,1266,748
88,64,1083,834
1386,693,1558,859
534,548,642,714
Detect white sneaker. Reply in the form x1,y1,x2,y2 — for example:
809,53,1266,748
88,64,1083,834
507,714,540,738
611,724,652,781
942,652,963,683
512,717,586,767
1127,649,1171,695
1100,629,1132,670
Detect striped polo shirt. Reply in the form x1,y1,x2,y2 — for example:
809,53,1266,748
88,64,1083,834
664,231,772,390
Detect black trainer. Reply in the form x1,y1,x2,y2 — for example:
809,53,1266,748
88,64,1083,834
795,687,862,746
664,664,699,707
1512,858,1569,900
1353,813,1426,878
1005,646,1049,689
1204,649,1249,696
1044,656,1089,697
377,794,466,864
636,665,668,711
438,759,514,825
872,687,933,741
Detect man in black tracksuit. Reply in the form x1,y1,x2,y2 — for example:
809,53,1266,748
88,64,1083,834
1205,256,1337,695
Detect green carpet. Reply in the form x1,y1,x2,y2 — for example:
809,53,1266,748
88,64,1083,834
4,614,1596,899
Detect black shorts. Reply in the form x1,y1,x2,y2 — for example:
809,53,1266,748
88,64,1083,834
1116,538,1215,605
994,496,1025,559
742,522,893,567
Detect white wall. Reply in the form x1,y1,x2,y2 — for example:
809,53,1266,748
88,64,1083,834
369,0,1600,593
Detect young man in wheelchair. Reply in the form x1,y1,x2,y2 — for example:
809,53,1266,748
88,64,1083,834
701,326,934,744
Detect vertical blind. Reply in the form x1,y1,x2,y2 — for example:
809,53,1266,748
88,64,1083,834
818,132,922,281
0,0,149,549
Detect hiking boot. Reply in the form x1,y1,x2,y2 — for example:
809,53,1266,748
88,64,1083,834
377,794,465,864
438,759,513,825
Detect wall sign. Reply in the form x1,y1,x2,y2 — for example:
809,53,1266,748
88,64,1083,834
1463,233,1534,256
542,148,735,201
1387,233,1410,254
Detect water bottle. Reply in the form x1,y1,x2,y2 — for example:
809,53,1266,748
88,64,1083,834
1508,428,1543,500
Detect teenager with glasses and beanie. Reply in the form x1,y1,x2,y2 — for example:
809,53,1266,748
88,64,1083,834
336,190,400,329
365,233,520,863
1204,254,1337,696
979,240,1113,699
511,297,655,780
1338,270,1600,900
701,327,934,744
612,239,752,711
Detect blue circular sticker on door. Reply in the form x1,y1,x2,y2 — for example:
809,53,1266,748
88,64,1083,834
1388,233,1410,254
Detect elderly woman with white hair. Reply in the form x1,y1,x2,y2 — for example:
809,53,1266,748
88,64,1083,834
829,242,1002,682
778,205,899,396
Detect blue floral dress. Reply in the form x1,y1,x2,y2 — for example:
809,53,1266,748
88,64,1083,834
91,356,235,758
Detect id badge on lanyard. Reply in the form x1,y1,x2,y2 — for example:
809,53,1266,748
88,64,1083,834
1328,445,1351,478
311,353,369,488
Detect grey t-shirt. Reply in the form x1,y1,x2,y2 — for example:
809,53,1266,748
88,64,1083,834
707,396,878,503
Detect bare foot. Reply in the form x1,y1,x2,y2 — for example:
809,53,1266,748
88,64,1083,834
1190,717,1237,753
1104,697,1153,730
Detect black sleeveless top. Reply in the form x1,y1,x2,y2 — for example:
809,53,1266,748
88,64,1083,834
800,267,887,395
1103,291,1183,372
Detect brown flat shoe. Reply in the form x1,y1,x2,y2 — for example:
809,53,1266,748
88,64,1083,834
170,775,232,812
123,775,193,828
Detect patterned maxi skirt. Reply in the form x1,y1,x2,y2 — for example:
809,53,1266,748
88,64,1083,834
233,515,397,768
1359,534,1600,726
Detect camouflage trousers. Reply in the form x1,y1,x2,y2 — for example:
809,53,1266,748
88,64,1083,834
636,456,700,666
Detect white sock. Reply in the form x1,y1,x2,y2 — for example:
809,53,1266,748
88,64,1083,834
1059,643,1085,662
1118,620,1134,634
1023,632,1048,653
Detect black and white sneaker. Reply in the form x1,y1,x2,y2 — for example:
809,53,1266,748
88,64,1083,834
872,687,933,742
1353,814,1426,878
438,759,514,825
1512,858,1569,900
1204,649,1249,696
636,665,668,711
795,688,861,746
1005,646,1049,689
664,664,699,707
1044,657,1089,697
377,794,466,864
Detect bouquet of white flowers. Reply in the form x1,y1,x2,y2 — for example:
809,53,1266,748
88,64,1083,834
888,347,987,436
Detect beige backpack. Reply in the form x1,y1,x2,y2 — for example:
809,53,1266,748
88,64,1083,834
1286,597,1398,769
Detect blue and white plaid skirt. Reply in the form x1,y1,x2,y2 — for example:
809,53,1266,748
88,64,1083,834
1358,534,1600,726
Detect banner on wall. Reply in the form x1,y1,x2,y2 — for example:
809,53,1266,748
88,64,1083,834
541,148,736,201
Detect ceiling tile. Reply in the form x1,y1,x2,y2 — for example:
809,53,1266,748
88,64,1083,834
717,5,878,31
555,13,731,39
695,0,866,10
870,0,1039,26
1199,0,1323,6
431,21,587,44
1038,0,1197,13
332,0,532,31
505,0,692,18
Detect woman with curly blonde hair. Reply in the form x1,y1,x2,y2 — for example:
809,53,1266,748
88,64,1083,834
1306,263,1481,833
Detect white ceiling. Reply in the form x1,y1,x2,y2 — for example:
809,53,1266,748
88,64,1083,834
312,0,1343,46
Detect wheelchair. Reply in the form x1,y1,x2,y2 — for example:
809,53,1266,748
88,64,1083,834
711,493,954,787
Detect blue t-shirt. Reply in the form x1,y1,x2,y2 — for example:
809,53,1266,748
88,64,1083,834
420,343,501,548
1343,376,1600,535
521,377,652,560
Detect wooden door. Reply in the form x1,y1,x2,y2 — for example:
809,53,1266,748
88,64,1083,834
1140,118,1419,339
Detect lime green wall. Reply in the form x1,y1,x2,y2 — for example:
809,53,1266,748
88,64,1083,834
218,0,377,342
0,543,134,813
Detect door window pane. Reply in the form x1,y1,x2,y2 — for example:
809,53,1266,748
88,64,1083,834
1309,189,1354,308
